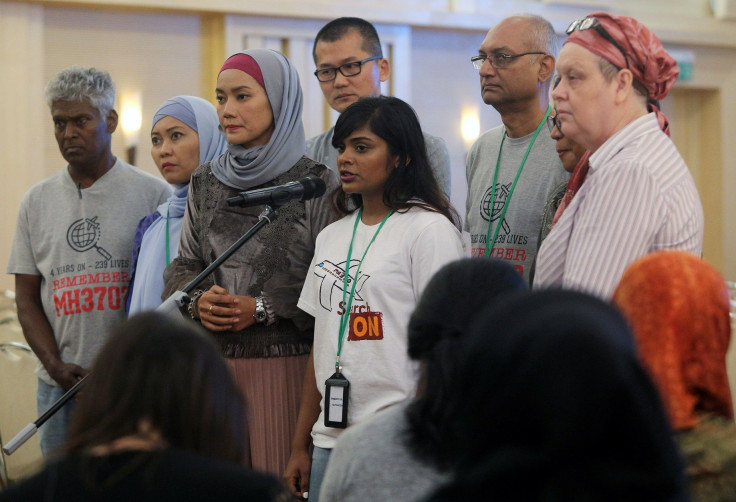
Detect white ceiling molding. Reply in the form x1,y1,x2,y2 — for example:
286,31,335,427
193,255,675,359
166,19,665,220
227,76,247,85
16,0,736,48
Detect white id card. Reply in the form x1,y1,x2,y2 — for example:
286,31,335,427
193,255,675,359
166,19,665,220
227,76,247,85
324,372,350,428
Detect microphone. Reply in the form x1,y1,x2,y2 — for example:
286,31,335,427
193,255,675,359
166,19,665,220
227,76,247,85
226,176,327,208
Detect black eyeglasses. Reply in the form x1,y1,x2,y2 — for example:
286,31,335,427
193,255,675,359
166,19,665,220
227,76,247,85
547,113,562,133
314,56,382,82
471,52,546,70
566,17,629,69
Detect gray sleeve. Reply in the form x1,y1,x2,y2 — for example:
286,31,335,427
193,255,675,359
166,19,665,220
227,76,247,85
463,142,480,233
156,183,173,205
319,431,358,502
7,193,39,275
425,133,452,198
306,129,338,172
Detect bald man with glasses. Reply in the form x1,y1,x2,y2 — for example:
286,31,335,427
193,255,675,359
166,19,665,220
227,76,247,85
306,17,451,196
465,14,569,285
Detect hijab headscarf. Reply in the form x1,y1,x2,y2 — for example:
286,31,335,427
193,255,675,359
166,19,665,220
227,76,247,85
613,251,733,431
153,95,228,180
127,96,226,315
151,95,228,217
405,258,527,468
427,289,689,502
210,49,306,190
564,12,679,135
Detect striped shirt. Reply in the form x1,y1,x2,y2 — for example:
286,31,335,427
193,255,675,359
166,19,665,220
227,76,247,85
534,113,704,299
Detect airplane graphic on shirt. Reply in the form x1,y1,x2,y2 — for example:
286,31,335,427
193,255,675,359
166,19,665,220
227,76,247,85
314,259,369,312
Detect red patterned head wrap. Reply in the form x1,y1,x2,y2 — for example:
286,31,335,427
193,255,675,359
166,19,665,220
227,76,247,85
564,12,679,135
219,53,265,89
613,251,733,431
565,12,679,101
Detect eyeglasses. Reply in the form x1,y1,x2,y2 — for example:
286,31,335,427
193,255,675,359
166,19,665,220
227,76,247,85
547,112,562,133
314,56,382,82
566,17,629,69
471,52,546,70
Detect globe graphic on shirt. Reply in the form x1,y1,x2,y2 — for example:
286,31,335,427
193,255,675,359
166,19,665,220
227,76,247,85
480,182,511,222
69,218,99,248
66,216,111,260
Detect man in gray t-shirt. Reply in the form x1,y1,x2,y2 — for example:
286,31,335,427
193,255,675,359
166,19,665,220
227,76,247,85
307,17,451,196
465,14,568,285
6,66,170,455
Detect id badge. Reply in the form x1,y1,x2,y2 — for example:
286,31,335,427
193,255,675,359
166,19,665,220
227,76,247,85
324,372,350,429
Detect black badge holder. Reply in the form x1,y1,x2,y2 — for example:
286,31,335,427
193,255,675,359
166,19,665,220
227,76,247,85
324,371,350,428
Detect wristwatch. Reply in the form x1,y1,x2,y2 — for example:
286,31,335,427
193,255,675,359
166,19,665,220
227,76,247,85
253,296,267,323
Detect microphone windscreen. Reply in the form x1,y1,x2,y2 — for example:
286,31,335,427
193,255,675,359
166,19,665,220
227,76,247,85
301,176,327,199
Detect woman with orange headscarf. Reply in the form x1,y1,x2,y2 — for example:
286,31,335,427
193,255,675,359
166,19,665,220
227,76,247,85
614,250,736,502
534,13,704,300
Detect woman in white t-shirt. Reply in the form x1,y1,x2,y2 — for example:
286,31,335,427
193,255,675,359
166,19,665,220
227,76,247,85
283,96,465,501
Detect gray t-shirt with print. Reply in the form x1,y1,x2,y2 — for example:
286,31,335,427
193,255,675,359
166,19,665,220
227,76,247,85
7,160,171,385
465,125,568,285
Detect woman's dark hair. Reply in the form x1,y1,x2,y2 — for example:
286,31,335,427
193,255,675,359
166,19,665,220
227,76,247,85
426,289,688,502
331,96,459,227
404,258,526,469
66,312,246,464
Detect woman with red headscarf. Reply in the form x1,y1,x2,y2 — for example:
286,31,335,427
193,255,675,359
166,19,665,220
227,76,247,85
534,13,704,300
614,250,736,502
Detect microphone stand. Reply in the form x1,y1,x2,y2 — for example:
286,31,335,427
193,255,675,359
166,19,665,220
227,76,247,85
2,205,279,455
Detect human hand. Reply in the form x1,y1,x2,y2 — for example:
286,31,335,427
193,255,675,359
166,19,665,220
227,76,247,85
226,295,257,332
48,361,87,391
197,285,241,332
284,448,312,499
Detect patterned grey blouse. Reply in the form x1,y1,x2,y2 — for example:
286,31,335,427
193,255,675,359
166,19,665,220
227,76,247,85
163,157,340,358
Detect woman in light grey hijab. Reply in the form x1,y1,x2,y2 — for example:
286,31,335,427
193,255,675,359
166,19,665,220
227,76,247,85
163,49,339,476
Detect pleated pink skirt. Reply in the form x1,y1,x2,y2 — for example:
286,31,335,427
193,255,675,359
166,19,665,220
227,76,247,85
226,354,309,477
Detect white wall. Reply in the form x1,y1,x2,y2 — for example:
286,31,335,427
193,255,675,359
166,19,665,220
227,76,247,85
43,7,203,179
410,27,502,219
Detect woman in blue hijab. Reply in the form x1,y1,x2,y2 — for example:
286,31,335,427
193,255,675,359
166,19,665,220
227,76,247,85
127,96,227,314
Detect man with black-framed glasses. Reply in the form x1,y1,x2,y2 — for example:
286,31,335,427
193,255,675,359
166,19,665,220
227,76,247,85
465,14,568,286
305,17,451,197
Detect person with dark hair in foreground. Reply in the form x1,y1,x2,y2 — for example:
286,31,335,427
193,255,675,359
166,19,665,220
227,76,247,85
614,251,736,502
318,258,526,502
426,289,689,502
284,96,464,501
0,312,289,501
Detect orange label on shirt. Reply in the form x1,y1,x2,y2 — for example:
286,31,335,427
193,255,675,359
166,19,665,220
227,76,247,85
347,310,384,340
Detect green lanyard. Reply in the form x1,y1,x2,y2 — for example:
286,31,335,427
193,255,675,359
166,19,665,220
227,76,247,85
336,207,393,372
484,106,551,257
164,202,172,267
